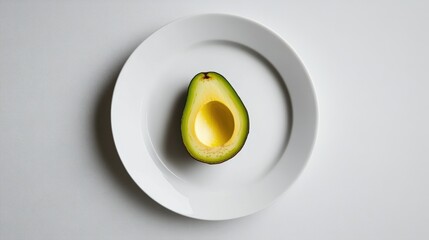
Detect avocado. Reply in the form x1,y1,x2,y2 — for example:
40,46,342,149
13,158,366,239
181,72,249,164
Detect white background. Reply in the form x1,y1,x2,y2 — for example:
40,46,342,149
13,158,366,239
1,1,428,239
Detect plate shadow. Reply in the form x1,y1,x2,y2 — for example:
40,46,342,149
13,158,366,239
93,58,184,220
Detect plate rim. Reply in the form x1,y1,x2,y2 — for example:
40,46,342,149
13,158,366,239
111,13,318,220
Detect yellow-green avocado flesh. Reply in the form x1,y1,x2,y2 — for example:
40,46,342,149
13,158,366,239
181,72,249,164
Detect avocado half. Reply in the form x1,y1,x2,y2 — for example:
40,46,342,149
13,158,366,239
181,72,249,164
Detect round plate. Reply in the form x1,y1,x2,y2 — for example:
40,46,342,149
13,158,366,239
111,14,317,220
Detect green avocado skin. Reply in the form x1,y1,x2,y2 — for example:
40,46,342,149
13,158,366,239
181,72,249,164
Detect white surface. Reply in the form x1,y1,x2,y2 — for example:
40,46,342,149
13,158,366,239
1,0,428,239
111,14,317,220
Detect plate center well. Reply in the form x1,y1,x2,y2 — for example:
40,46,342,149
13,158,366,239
146,40,292,191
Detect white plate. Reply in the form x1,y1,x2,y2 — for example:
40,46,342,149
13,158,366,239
111,14,317,220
